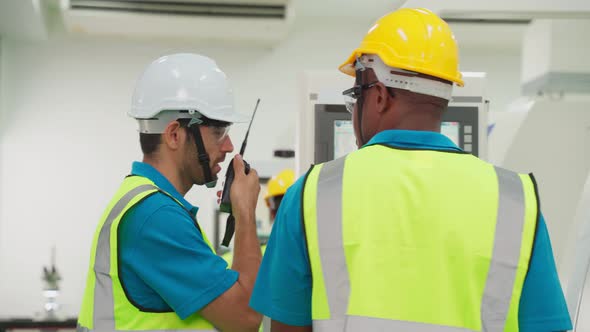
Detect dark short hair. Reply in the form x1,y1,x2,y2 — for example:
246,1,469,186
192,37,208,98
139,133,162,155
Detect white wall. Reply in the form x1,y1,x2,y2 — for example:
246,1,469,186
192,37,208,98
0,17,525,317
0,16,370,317
504,102,590,267
460,47,522,114
0,37,3,270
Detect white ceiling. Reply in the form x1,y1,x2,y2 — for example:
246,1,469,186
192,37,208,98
0,0,48,40
0,0,588,49
295,0,590,18
293,0,405,19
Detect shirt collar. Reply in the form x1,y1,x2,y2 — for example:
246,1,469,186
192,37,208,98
131,161,199,215
364,129,463,152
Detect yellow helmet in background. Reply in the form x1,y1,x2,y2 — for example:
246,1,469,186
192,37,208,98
339,8,464,86
265,169,296,206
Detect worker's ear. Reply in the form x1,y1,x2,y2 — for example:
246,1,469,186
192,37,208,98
162,121,185,151
374,82,394,114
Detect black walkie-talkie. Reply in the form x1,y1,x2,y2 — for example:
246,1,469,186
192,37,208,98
220,99,260,246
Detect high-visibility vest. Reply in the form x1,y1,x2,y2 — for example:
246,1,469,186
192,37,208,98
302,144,538,331
78,175,217,332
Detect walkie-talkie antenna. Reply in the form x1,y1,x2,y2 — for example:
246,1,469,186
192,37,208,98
219,98,261,247
240,98,260,156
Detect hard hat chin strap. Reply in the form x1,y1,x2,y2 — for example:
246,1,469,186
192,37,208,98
355,58,367,146
188,124,217,188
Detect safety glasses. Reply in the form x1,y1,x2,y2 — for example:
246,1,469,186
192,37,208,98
204,125,231,144
342,81,379,113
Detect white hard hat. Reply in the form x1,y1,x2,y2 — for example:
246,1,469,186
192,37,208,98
129,53,250,133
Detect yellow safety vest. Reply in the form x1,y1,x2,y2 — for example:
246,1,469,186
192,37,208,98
77,176,217,332
302,144,538,331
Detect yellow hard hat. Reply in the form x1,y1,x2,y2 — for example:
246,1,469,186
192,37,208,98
265,169,295,201
339,8,464,87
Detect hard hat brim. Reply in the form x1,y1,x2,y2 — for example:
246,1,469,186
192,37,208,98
199,109,251,123
338,48,465,87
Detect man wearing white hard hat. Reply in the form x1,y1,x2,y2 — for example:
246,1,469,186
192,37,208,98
78,53,262,332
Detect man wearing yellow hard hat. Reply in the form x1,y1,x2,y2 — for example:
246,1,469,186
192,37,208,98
222,168,295,263
250,8,571,332
264,169,296,222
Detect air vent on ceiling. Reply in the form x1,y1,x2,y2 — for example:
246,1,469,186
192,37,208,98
441,10,590,25
69,0,287,19
61,0,293,44
442,18,531,25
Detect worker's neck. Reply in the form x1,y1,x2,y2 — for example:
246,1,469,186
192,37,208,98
389,113,442,133
143,155,191,196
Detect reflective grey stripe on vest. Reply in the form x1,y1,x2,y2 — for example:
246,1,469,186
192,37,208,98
77,323,215,332
315,156,349,330
480,167,526,331
313,160,527,332
262,316,272,332
93,184,157,331
314,316,477,332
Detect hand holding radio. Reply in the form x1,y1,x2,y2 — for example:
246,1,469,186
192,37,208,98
228,154,260,223
220,99,261,246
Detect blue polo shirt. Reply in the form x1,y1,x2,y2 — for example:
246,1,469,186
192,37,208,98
118,162,238,319
250,130,572,331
